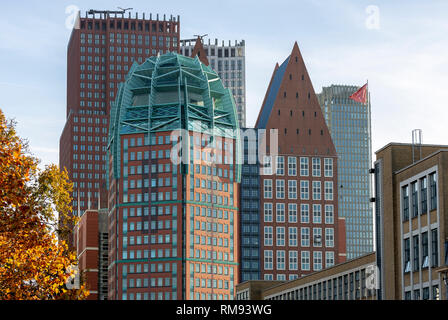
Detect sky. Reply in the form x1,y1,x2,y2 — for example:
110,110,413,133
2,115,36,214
0,0,447,168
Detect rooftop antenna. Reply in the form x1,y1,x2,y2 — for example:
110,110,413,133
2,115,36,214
194,34,208,41
118,7,133,13
412,129,422,163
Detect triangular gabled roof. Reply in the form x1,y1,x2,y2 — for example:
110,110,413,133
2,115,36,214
256,42,336,156
190,36,209,66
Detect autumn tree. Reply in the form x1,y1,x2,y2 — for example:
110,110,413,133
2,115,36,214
0,108,89,299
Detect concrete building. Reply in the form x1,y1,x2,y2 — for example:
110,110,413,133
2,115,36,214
254,42,346,281
59,9,180,248
317,85,374,259
107,52,241,300
74,208,109,300
236,252,377,300
180,38,246,128
374,142,448,300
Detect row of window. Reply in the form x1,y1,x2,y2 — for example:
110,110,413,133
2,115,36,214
262,156,333,177
263,203,335,224
263,179,334,200
263,250,335,271
403,229,438,273
404,285,439,300
402,172,437,221
122,291,178,301
264,227,334,247
264,267,375,300
122,248,176,260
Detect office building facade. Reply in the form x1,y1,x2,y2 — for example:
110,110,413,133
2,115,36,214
255,42,346,281
374,143,448,300
317,85,373,259
236,252,377,300
59,11,180,248
107,52,241,300
180,38,246,128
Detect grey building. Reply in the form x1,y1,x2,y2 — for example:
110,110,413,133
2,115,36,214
180,38,246,128
317,85,374,260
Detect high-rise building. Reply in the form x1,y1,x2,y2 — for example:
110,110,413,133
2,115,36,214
59,10,180,247
180,38,246,128
317,85,374,259
107,52,241,300
74,207,109,300
255,42,346,281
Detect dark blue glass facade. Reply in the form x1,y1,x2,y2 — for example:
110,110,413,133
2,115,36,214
239,128,261,281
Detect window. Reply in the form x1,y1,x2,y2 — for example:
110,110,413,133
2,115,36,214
264,179,273,198
429,173,437,210
288,180,297,199
324,158,333,177
402,185,409,221
324,181,333,201
288,157,297,176
325,205,334,224
264,227,273,246
301,204,309,223
277,250,286,270
420,177,427,214
431,229,438,267
276,227,285,246
313,251,322,271
263,156,272,175
288,203,297,223
289,251,298,270
300,181,309,200
276,156,284,175
404,238,411,273
325,228,334,247
411,182,418,217
289,227,298,246
325,251,335,268
422,232,429,268
413,235,420,272
313,228,322,247
300,157,309,176
264,250,273,270
276,180,285,199
276,203,285,223
312,158,321,177
313,204,321,224
312,181,321,200
264,203,273,222
301,227,310,247
301,251,310,271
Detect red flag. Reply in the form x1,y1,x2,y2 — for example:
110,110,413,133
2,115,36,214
349,83,368,104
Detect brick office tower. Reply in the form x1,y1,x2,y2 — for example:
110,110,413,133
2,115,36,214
74,208,109,300
255,42,346,281
59,9,180,247
107,52,241,300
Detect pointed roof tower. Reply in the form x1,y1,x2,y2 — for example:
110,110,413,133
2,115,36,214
190,36,210,66
256,42,336,156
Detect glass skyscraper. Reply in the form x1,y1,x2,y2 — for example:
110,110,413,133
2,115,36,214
317,85,373,260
